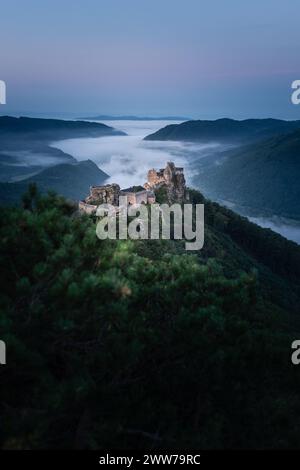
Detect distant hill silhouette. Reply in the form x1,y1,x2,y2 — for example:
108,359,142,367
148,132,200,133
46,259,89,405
0,116,126,140
144,118,300,143
193,129,300,219
0,116,119,187
0,160,108,205
79,115,188,121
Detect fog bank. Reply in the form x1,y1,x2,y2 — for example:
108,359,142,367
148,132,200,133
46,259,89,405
248,216,300,245
53,120,221,188
52,119,300,246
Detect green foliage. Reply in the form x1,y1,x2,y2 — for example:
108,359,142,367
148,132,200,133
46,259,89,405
122,185,145,193
154,185,168,204
1,188,300,449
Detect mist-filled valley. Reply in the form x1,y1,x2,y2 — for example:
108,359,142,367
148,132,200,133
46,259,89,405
53,119,300,245
53,119,220,188
3,0,300,453
0,116,299,243
3,119,300,450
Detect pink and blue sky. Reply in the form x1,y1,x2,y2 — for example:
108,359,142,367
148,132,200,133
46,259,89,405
1,0,300,118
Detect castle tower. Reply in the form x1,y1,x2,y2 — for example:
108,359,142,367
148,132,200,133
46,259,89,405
163,162,176,184
144,162,187,202
147,169,159,185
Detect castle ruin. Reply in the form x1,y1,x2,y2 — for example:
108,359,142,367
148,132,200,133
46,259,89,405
79,162,187,214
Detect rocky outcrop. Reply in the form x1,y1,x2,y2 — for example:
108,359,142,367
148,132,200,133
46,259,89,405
144,162,187,203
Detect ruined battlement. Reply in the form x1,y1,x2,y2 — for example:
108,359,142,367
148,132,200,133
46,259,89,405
79,182,156,214
79,162,187,214
85,183,121,206
144,162,187,202
121,189,155,205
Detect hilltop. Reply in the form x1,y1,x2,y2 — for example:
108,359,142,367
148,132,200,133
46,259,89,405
78,114,188,121
0,116,126,140
144,118,300,143
1,184,300,448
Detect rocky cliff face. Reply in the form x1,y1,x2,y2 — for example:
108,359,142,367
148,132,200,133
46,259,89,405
164,162,186,203
144,162,187,203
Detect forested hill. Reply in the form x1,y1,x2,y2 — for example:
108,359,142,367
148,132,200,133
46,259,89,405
0,116,126,141
1,186,300,449
0,160,108,205
192,129,300,219
144,118,300,143
0,116,116,196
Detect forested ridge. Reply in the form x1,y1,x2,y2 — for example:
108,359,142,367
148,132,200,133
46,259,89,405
1,186,300,449
192,130,300,219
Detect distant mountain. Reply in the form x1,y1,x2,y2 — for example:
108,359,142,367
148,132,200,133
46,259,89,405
0,116,126,140
0,145,76,182
79,115,188,121
144,118,300,143
193,129,300,220
0,116,123,183
0,160,109,205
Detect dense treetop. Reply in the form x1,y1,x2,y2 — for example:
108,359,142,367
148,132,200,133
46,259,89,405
0,186,300,449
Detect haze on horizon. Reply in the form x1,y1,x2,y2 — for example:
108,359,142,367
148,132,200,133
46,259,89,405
1,0,300,119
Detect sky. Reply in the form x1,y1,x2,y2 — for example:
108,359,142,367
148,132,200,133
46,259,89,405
1,0,300,119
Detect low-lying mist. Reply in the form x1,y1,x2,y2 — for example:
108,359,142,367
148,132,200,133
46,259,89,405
52,120,222,188
0,150,70,167
51,119,300,245
248,216,300,245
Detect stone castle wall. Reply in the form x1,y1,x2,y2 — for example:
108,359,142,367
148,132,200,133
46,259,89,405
78,201,98,214
121,189,155,205
79,161,186,214
85,183,121,206
79,184,156,214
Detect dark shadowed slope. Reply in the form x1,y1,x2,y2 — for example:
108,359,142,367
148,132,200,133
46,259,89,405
0,160,109,205
1,187,300,448
0,145,76,182
193,129,300,219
